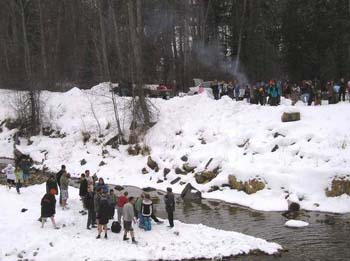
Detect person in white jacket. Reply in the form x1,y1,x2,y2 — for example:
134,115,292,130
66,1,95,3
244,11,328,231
3,164,15,189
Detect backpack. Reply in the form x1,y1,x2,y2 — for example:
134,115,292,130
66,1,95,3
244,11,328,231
111,221,121,233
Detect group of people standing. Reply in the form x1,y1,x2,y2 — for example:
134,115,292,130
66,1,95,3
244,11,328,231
40,165,176,243
1,158,31,194
209,78,350,106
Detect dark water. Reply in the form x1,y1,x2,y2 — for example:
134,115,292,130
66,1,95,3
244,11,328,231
123,186,350,261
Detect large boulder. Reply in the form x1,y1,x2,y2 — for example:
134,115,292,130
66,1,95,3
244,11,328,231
281,112,301,122
228,175,266,194
326,177,350,197
195,170,218,184
181,183,201,201
147,156,159,172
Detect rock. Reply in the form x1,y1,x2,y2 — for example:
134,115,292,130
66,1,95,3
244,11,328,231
42,126,54,136
170,177,181,185
142,187,156,192
180,155,188,162
228,175,265,194
127,145,140,156
80,159,87,166
147,156,159,172
163,168,171,178
271,145,279,152
49,242,54,247
208,185,220,192
21,208,28,213
175,167,186,175
228,175,244,190
105,134,126,149
325,177,350,197
181,183,201,200
5,118,21,130
182,163,196,173
99,161,106,166
179,181,186,185
273,132,285,138
17,253,24,258
81,131,91,143
114,185,124,191
281,112,301,122
157,179,164,183
140,146,151,156
243,178,266,194
195,169,219,184
142,167,149,174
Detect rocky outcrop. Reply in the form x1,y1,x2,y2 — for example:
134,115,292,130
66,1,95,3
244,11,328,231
326,177,350,197
281,112,301,122
181,183,201,200
228,175,266,194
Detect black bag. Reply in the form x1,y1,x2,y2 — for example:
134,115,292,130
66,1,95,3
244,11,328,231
111,221,121,233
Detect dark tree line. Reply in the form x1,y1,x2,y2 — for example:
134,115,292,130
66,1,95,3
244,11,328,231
0,0,349,92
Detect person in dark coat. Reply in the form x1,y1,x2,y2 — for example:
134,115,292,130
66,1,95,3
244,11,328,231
79,173,88,211
46,175,58,194
41,188,59,229
56,165,66,206
96,190,110,239
164,187,175,228
85,186,97,229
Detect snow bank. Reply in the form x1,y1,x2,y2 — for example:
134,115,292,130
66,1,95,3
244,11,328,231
0,84,350,213
0,184,281,260
284,220,309,228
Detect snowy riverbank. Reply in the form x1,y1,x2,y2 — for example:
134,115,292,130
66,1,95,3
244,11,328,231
0,83,349,213
0,184,281,260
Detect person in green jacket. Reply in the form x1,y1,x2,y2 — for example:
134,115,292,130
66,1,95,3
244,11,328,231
14,165,23,194
135,193,145,228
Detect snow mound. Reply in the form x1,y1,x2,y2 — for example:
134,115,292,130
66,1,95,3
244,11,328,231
284,220,309,228
0,184,281,261
1,84,350,213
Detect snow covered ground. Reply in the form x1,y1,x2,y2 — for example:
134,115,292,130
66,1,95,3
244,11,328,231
0,184,281,261
0,83,349,213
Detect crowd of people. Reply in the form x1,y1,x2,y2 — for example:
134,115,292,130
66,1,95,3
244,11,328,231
209,78,350,106
39,165,176,243
1,158,32,194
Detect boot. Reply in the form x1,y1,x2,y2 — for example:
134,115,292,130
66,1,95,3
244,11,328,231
132,237,137,244
123,235,129,241
104,233,108,239
96,235,101,239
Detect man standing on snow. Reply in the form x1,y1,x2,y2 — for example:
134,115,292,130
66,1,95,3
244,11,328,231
164,187,175,228
123,197,137,243
60,171,70,210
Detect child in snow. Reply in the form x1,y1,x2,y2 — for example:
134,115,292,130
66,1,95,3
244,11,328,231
14,165,23,194
3,164,15,189
141,193,153,231
41,188,59,229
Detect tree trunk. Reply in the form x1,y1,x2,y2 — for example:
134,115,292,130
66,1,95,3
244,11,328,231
38,0,48,80
109,0,124,81
127,0,151,127
234,0,247,76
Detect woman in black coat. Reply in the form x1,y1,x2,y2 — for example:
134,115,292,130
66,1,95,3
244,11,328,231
41,188,59,229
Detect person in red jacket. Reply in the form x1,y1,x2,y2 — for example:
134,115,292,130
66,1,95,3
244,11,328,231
116,191,128,223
